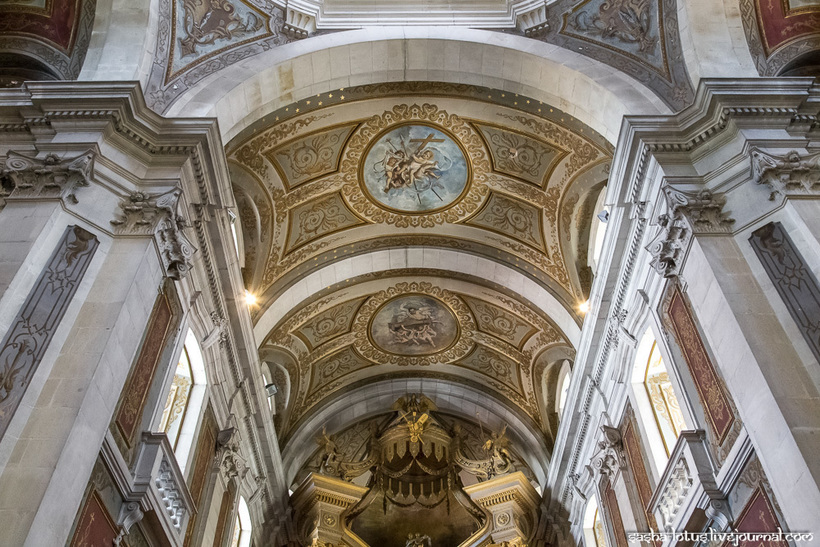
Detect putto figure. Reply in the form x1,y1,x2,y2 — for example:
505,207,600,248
374,133,452,205
388,302,441,346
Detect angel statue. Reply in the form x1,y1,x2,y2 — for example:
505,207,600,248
482,424,513,478
406,533,432,547
316,426,343,477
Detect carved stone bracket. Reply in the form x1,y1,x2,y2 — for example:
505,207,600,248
647,185,734,278
215,427,249,482
110,188,196,280
751,148,820,201
516,3,548,37
0,150,95,207
589,425,624,479
114,501,144,546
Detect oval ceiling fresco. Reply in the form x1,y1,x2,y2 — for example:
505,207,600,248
361,124,470,214
369,294,459,356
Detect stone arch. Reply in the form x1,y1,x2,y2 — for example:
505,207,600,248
281,376,552,486
165,28,670,144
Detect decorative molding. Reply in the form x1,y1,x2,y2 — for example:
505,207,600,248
647,186,734,278
750,221,820,364
751,148,820,201
1,150,95,206
283,7,316,38
0,225,98,441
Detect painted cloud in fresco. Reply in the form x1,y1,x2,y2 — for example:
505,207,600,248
362,125,469,213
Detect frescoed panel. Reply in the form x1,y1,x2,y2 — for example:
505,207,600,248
285,192,365,253
369,294,459,356
474,123,567,188
602,481,628,547
0,0,82,52
361,124,470,213
753,0,820,53
115,290,175,446
185,407,217,546
462,296,537,350
69,490,119,547
787,0,820,9
561,0,667,76
168,0,272,80
730,488,787,546
268,124,358,190
621,411,659,531
294,296,368,350
665,287,734,442
466,192,547,252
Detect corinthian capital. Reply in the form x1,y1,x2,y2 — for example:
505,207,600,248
751,148,820,201
646,185,734,278
1,150,95,206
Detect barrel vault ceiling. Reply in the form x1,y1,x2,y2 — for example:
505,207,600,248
227,83,613,481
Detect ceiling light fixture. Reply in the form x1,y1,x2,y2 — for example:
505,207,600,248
579,300,590,315
244,291,258,307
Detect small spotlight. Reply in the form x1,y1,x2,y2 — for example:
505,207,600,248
244,291,257,307
579,300,590,315
265,383,278,397
597,209,609,223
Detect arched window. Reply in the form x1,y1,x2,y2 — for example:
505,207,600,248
556,360,572,419
230,496,252,547
588,187,608,275
643,341,685,455
583,497,607,547
631,330,687,469
160,329,208,472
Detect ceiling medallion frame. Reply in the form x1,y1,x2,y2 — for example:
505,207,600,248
353,282,476,366
358,121,472,215
367,293,460,356
341,104,490,228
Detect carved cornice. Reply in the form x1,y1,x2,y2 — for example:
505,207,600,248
751,148,820,201
646,186,734,278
